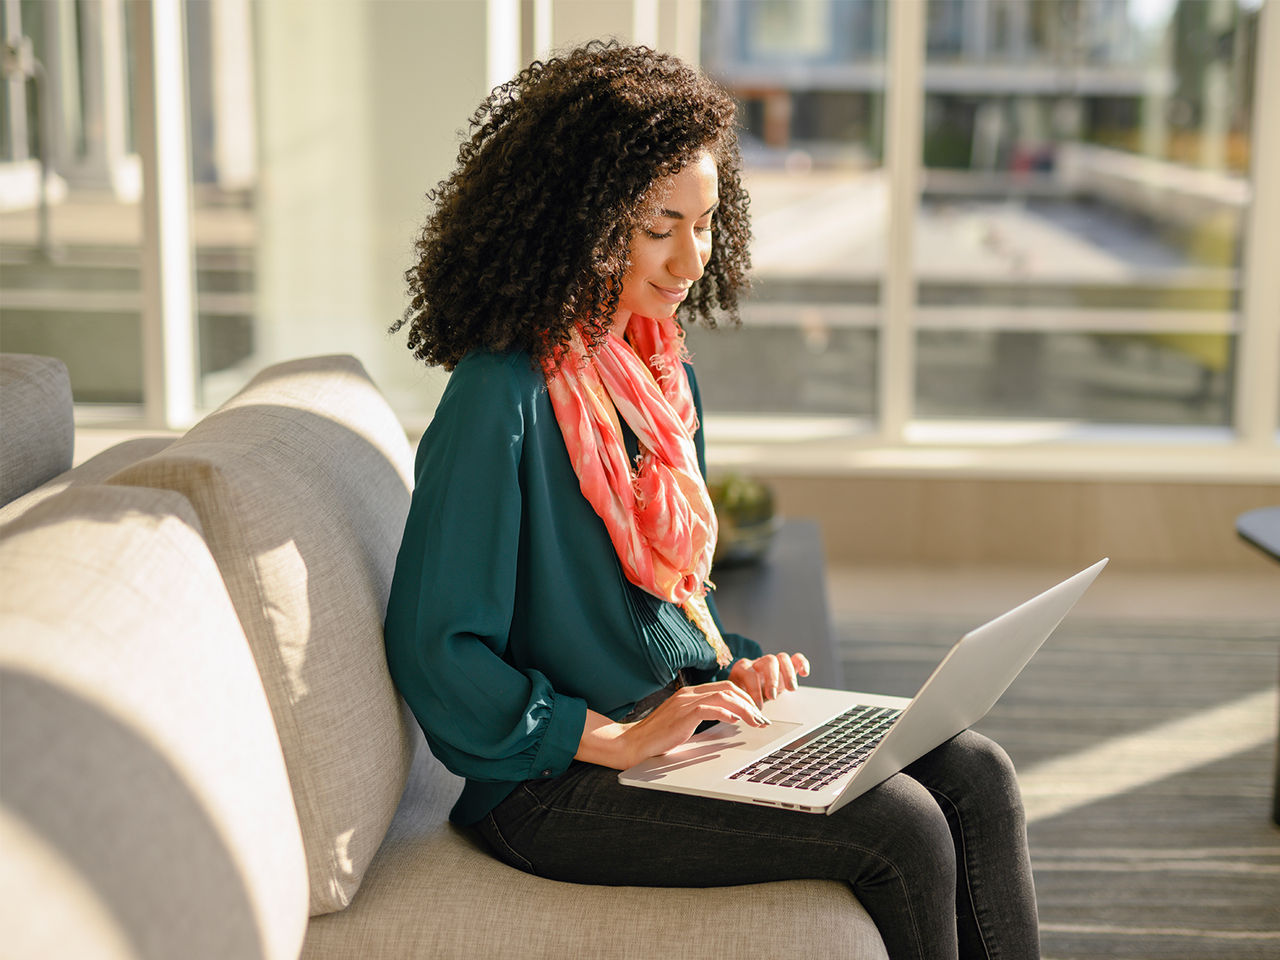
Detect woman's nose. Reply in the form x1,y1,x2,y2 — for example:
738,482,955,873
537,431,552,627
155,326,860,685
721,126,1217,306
670,231,708,281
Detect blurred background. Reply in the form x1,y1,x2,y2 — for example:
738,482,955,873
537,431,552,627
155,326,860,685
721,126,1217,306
0,0,1275,439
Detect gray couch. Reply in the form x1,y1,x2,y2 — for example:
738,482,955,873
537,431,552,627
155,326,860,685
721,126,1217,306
0,352,890,959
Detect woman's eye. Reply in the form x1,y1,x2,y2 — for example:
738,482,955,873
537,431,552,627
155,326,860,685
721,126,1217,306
644,228,672,240
696,221,714,235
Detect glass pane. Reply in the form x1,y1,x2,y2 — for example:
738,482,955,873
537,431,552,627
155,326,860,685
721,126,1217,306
916,329,1230,425
914,0,1259,428
0,0,145,415
195,1,489,422
185,0,256,411
687,322,877,415
699,0,886,420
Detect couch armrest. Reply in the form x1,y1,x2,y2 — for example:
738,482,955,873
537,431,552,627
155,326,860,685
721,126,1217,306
0,354,74,507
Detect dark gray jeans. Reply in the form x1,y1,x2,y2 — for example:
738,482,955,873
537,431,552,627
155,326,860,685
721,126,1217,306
476,730,1039,960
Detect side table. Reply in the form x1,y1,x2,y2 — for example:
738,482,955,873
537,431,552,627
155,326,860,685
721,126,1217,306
711,518,845,691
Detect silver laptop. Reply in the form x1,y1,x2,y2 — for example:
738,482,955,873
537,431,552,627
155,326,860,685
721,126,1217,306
619,558,1108,814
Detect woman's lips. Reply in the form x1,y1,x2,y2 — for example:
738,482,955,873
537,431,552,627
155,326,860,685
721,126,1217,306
651,282,690,303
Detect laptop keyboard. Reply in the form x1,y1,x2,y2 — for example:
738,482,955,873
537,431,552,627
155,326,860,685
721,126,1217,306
728,704,903,792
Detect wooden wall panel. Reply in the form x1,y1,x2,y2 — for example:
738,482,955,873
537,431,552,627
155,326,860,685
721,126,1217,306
761,475,1279,571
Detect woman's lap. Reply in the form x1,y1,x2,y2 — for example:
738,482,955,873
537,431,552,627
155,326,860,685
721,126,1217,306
477,729,1039,960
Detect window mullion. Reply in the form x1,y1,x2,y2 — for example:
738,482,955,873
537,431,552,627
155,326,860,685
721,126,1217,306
131,0,196,428
486,0,520,93
879,0,925,443
1235,0,1280,448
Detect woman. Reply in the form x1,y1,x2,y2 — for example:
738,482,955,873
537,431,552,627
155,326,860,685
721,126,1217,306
385,41,1039,960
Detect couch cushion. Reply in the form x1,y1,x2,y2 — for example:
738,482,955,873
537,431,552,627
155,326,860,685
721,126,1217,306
0,485,309,960
108,354,416,916
0,353,74,507
0,436,175,528
302,734,890,960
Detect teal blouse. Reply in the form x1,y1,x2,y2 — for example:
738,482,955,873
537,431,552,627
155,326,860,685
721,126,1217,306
384,350,761,825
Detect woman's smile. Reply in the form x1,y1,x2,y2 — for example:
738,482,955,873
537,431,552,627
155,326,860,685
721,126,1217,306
650,282,691,303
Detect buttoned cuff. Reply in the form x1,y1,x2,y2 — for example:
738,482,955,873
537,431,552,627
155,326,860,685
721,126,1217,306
529,691,588,779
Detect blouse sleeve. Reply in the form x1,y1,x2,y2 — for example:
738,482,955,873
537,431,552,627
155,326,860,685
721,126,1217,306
384,357,587,784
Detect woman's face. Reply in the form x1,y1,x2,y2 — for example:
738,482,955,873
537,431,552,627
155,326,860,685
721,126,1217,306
615,150,719,330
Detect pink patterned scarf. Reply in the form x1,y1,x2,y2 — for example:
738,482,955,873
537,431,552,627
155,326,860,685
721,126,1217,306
545,315,732,667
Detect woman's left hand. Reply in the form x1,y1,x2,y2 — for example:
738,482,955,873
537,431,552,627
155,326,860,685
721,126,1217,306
729,652,810,709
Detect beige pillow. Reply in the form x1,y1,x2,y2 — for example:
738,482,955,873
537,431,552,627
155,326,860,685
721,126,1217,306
109,355,416,915
0,436,175,529
0,485,309,960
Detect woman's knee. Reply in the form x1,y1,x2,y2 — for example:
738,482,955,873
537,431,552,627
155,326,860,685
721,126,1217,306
957,729,1018,778
845,774,957,888
928,730,1027,827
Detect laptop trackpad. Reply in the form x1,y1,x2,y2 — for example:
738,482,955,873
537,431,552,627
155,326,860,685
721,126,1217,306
622,719,805,782
692,718,804,749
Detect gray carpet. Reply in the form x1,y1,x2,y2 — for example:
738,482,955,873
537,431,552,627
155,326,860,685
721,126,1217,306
837,617,1280,960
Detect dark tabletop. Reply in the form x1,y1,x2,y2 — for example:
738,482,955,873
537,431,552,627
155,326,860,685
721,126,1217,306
1236,506,1280,562
710,518,844,690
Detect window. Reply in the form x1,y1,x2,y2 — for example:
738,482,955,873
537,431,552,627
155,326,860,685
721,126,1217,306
695,0,887,424
0,0,145,414
914,0,1259,431
2,0,1275,463
699,0,1277,458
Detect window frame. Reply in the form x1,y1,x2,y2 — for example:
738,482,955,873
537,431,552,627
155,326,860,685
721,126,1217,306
126,0,1279,473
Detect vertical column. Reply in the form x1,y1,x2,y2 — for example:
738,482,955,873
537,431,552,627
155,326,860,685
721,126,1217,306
38,0,74,174
879,0,925,441
632,0,659,48
488,0,520,91
1200,0,1232,171
2,0,30,163
1006,0,1030,62
963,0,989,62
659,0,701,64
532,0,553,61
1234,0,1280,448
209,0,256,191
131,0,196,427
762,91,792,149
1140,15,1171,161
70,0,137,197
73,0,106,176
705,0,736,71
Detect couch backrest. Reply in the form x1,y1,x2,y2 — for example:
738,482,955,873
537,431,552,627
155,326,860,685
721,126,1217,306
108,355,416,916
0,485,309,960
0,353,74,508
0,437,175,529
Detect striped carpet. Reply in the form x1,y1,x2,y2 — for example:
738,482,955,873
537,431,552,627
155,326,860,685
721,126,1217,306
837,617,1280,960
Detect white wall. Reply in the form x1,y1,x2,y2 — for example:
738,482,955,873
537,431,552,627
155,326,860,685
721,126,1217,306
254,1,493,421
253,0,702,424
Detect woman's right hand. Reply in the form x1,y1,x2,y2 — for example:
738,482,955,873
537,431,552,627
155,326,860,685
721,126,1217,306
576,681,770,770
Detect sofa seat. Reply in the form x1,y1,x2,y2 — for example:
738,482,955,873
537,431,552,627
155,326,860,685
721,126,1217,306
304,735,889,960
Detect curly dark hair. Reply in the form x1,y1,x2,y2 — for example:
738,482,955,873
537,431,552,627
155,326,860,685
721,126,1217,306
392,41,751,371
